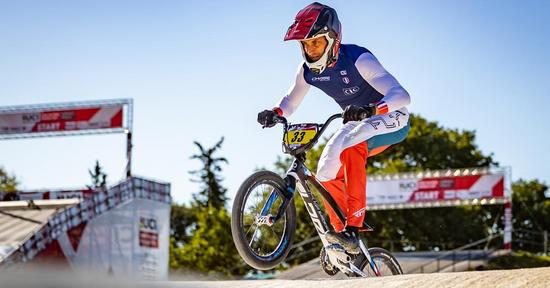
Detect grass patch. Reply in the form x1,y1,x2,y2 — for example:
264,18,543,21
482,251,550,270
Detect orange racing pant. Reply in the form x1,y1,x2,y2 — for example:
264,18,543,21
317,108,410,232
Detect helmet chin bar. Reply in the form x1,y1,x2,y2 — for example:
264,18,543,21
300,33,335,74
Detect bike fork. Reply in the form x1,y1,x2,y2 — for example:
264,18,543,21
360,239,381,277
249,176,296,247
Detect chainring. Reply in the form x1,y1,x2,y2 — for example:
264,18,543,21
319,246,339,276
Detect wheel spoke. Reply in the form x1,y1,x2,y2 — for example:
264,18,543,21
259,227,267,254
249,227,260,248
238,177,290,258
245,221,257,239
363,254,400,277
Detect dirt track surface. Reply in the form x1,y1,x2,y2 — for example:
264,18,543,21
168,267,550,288
1,267,549,288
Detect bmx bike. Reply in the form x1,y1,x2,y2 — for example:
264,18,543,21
231,113,403,277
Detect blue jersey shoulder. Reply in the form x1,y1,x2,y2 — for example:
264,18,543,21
339,44,372,63
301,44,372,72
301,43,383,109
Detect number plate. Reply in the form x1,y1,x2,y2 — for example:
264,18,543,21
284,129,317,145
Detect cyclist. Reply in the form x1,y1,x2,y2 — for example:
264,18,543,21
257,2,411,254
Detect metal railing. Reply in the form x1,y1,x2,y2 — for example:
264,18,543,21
225,231,513,276
513,228,549,255
363,239,465,252
409,233,503,274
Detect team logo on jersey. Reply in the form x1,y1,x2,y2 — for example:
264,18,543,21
340,70,347,76
342,77,350,84
311,76,330,82
343,86,360,96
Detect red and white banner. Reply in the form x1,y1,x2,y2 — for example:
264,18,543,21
367,172,505,206
139,216,160,248
0,105,123,136
18,189,95,201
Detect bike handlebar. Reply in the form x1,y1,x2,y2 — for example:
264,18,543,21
273,112,342,127
303,113,342,151
274,113,343,155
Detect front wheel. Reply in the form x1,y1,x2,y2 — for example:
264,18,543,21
358,247,403,276
231,170,296,270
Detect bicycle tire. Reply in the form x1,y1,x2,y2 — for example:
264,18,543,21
231,170,296,270
357,247,403,276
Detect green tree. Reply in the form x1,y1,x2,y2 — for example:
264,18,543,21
169,236,184,270
87,160,107,191
189,137,228,210
174,206,245,276
170,202,199,246
366,114,496,173
0,167,18,201
170,137,246,276
512,179,550,252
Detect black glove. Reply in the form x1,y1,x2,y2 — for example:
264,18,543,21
257,109,278,128
343,104,376,124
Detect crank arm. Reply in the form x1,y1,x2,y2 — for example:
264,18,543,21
349,263,367,277
335,260,366,277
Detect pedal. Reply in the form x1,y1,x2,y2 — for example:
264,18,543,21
325,243,346,253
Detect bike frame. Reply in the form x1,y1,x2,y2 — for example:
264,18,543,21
255,113,382,277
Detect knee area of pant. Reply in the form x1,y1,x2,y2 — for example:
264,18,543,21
341,143,368,159
316,169,332,182
316,157,337,181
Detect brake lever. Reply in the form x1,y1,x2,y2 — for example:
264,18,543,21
260,115,287,129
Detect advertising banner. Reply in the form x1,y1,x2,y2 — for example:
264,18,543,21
139,216,160,248
0,99,134,176
367,170,507,209
0,105,124,137
18,189,95,201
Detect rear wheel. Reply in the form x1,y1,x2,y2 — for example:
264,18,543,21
357,247,403,276
231,171,296,270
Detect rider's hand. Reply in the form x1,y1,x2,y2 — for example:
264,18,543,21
343,104,375,124
257,109,278,128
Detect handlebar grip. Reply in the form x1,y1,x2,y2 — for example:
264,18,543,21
273,115,287,124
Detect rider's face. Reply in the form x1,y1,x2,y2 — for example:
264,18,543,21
301,36,328,62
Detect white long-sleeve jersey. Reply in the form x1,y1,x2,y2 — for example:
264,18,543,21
275,44,410,117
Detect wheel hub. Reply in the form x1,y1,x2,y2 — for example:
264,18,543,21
254,214,274,227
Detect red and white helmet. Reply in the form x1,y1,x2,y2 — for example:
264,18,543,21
284,2,341,74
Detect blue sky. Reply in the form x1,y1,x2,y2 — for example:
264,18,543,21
1,1,549,204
